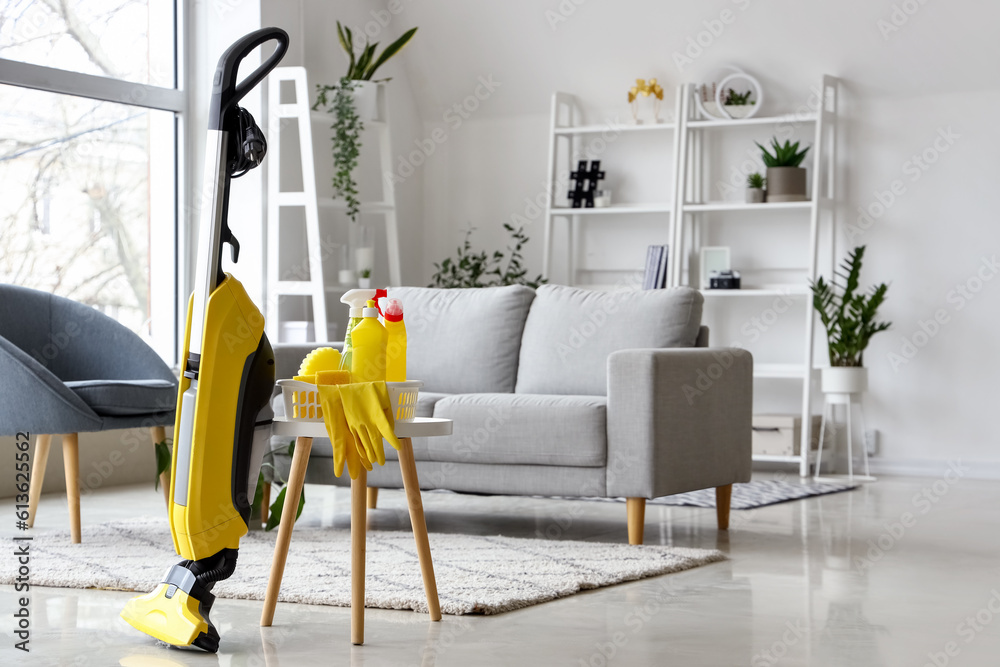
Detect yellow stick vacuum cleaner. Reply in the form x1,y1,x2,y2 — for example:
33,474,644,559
121,28,288,653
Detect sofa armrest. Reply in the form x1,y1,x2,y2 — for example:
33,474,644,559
606,347,752,498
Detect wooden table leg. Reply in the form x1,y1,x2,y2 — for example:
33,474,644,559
261,481,271,528
396,437,441,621
351,467,368,645
27,434,52,528
260,436,312,627
62,433,81,544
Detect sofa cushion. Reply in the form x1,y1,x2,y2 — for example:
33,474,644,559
429,393,606,467
388,286,535,394
515,285,703,396
65,379,177,416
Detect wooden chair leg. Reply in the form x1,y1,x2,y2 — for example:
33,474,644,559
261,481,271,528
260,436,312,627
351,467,368,645
27,434,52,528
62,434,81,544
397,437,441,621
366,487,378,509
716,484,733,530
626,497,646,545
150,426,170,507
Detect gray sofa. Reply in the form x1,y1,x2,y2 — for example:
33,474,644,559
269,284,752,544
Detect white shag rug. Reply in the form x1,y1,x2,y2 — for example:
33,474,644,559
1,517,724,615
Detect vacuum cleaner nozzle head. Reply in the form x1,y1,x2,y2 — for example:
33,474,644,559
120,564,221,653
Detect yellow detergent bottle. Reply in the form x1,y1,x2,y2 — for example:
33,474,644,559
383,298,407,382
350,299,386,381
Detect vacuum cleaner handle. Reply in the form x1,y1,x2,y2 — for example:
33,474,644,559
209,27,289,130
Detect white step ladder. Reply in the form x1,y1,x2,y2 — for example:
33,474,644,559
266,66,327,343
266,67,403,344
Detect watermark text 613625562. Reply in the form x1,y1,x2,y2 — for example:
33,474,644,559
13,431,33,652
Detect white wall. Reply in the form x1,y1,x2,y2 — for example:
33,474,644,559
392,0,1000,475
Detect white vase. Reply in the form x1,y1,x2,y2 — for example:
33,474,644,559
745,188,764,203
351,81,381,121
358,277,372,289
821,367,868,395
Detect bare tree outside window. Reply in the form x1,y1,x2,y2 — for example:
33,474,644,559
0,0,174,339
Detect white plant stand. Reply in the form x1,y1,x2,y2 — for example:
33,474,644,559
814,392,876,483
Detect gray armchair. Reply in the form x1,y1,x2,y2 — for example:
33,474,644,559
0,284,177,542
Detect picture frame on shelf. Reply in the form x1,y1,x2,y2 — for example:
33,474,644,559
699,246,731,290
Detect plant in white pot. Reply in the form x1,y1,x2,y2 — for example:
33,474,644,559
314,21,417,223
746,172,765,203
810,245,891,395
756,137,810,202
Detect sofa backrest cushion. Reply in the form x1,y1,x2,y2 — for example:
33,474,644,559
515,285,703,396
388,285,536,394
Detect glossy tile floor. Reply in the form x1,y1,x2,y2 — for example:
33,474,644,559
2,471,1000,666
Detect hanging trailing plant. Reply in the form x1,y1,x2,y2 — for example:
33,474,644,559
314,77,363,223
809,245,892,367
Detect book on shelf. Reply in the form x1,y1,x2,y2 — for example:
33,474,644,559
642,245,669,290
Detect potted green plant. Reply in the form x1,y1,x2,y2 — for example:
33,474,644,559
809,245,891,394
430,224,546,289
746,172,765,203
755,138,810,202
723,88,755,119
358,267,372,289
314,22,417,223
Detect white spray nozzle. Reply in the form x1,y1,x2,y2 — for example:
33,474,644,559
341,289,377,318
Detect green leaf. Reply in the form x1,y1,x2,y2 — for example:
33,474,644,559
264,486,306,532
365,27,418,80
154,440,171,490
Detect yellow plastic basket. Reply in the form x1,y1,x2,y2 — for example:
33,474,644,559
278,379,422,424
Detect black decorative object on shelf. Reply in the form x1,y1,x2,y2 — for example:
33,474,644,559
568,160,605,208
709,270,741,289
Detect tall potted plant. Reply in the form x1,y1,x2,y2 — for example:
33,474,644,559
756,137,810,202
809,245,891,394
314,21,417,224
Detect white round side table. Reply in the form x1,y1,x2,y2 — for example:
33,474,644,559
259,416,453,645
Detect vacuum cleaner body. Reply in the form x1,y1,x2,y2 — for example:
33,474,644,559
121,27,288,653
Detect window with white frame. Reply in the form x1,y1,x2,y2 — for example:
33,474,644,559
0,0,182,364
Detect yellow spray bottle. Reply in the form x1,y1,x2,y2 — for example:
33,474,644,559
350,299,387,382
340,288,383,371
382,298,406,382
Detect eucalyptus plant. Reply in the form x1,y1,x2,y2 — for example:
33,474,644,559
810,245,891,367
314,78,363,222
431,224,546,289
756,137,810,168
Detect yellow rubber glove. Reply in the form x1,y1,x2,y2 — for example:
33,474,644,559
338,382,401,467
317,385,372,479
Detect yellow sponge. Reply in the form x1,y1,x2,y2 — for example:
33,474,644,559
316,370,352,385
299,347,343,376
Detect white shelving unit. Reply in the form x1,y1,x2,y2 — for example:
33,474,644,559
266,67,402,343
542,92,683,285
672,75,841,477
542,76,840,476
